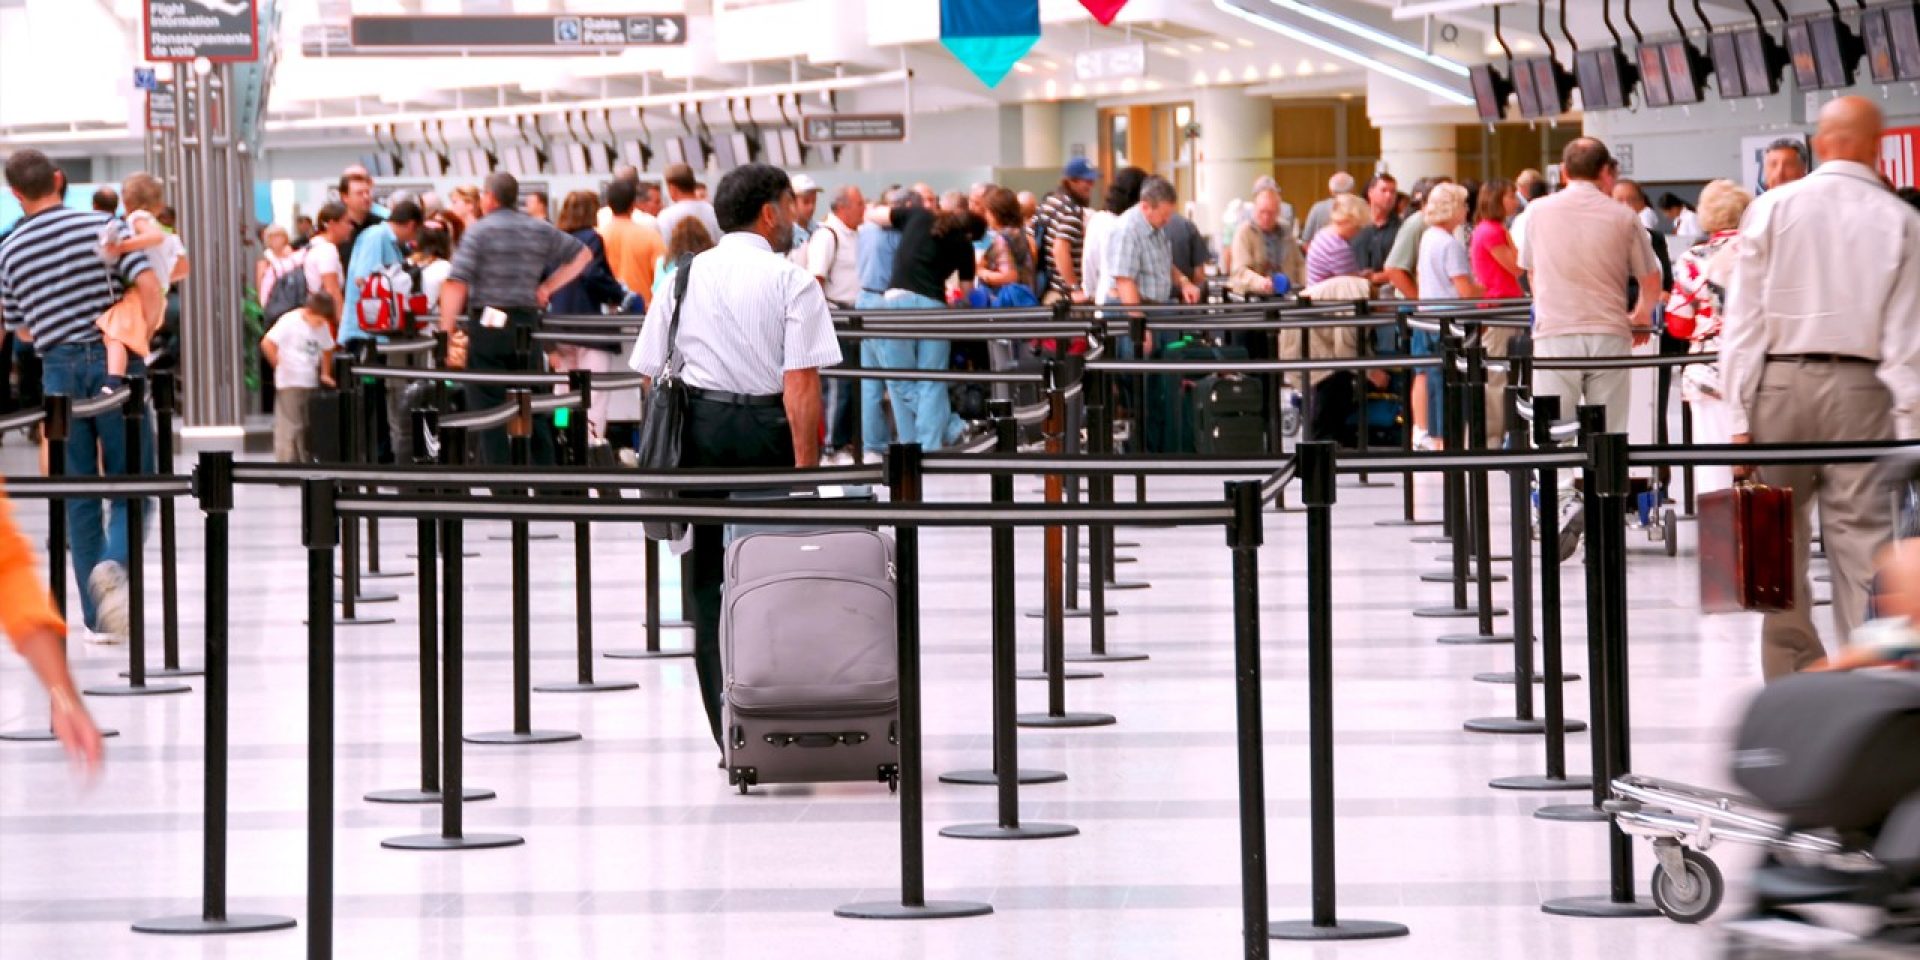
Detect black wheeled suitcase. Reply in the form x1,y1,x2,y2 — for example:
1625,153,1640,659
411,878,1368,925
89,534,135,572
1146,339,1250,454
1192,374,1266,454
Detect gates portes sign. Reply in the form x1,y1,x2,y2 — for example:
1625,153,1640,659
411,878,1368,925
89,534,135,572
801,114,908,144
348,14,688,54
144,0,259,63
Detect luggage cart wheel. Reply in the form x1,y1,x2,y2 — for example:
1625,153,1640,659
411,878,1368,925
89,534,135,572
1663,509,1678,558
1650,848,1723,924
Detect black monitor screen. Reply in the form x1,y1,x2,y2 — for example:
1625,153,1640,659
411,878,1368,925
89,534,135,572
663,138,687,166
1533,59,1563,115
1737,27,1778,95
1865,10,1899,83
1664,41,1702,103
1787,19,1822,88
711,134,738,170
1469,64,1504,121
1513,59,1542,117
1638,44,1672,106
1889,3,1920,81
1576,49,1620,109
1711,32,1745,98
1815,15,1854,88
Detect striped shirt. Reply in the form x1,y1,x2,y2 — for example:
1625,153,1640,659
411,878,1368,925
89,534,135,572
1305,228,1361,286
447,208,583,309
1033,188,1086,297
629,232,843,396
0,207,152,353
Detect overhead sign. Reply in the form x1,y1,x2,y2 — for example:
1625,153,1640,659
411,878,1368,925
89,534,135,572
941,0,1040,88
144,0,259,63
1884,126,1920,190
133,68,158,92
801,114,907,144
147,84,178,132
348,14,688,54
1073,41,1146,82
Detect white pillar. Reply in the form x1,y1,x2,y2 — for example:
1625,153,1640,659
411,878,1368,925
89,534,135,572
1377,124,1458,183
1193,84,1271,243
1022,101,1062,170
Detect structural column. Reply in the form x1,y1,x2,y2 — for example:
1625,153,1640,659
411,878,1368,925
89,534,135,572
1193,84,1273,242
1377,124,1458,183
1021,101,1064,171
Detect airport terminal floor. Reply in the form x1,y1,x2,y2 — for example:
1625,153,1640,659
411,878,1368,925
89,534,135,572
0,441,1766,959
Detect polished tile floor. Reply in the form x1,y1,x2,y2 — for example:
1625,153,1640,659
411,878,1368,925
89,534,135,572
0,442,1808,959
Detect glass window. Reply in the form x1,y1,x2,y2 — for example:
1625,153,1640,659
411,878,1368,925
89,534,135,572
1174,105,1194,163
1110,114,1130,169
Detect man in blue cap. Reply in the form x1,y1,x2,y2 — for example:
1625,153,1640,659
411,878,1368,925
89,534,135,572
1033,157,1098,305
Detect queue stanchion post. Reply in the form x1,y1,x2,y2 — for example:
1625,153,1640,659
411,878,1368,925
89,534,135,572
1536,405,1618,824
848,313,866,467
1492,395,1592,793
1065,395,1146,664
839,445,995,920
538,376,637,693
1131,314,1148,504
1417,320,1464,552
942,401,1067,788
1542,430,1658,918
148,370,201,677
367,416,496,804
1679,396,1696,517
355,343,403,582
2,396,119,741
1026,355,1110,620
1379,312,1438,529
302,479,337,958
1018,363,1115,720
1346,308,1391,489
384,428,524,851
88,377,190,697
1272,441,1409,943
1438,333,1515,645
604,536,696,659
467,391,581,745
1413,336,1503,621
325,357,396,627
489,325,559,541
1225,479,1273,957
134,453,296,936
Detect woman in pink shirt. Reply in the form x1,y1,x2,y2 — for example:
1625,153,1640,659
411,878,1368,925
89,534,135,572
1468,179,1523,446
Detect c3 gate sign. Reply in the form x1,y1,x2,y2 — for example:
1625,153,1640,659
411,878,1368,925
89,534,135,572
144,0,260,63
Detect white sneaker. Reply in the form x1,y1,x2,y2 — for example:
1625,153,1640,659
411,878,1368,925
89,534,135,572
88,560,130,639
1556,493,1585,562
80,626,123,646
617,447,639,468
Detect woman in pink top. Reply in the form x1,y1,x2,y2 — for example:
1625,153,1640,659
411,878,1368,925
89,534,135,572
1468,179,1523,446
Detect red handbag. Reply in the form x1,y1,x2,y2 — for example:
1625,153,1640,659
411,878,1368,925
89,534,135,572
1698,482,1795,613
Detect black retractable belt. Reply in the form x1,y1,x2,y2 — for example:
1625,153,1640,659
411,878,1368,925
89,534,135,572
1439,332,1516,646
133,452,296,936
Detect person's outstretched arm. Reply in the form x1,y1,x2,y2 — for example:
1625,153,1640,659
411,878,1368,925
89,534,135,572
0,488,103,775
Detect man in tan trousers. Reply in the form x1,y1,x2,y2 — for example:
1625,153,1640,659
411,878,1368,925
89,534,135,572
1721,96,1920,679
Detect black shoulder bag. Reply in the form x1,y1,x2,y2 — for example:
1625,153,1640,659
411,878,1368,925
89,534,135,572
636,255,695,541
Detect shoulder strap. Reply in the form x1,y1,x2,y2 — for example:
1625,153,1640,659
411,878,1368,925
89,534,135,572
660,253,695,378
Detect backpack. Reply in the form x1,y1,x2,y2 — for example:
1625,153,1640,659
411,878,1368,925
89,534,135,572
263,255,309,323
355,260,426,335
1031,205,1054,295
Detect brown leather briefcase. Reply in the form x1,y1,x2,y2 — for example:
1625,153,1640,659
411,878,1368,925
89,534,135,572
1698,482,1795,613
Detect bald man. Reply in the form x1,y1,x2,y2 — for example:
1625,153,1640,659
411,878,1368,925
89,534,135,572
1721,96,1920,679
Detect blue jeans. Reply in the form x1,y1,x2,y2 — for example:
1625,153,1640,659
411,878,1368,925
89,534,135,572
40,342,155,631
882,290,965,450
856,292,897,456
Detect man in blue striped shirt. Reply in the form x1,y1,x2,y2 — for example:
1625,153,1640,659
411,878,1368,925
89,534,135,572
0,150,161,640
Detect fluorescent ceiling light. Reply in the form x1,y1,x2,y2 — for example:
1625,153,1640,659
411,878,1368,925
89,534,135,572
1391,0,1516,18
1263,0,1470,77
1211,0,1474,104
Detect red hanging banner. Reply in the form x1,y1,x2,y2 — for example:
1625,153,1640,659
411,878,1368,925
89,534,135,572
1079,0,1129,26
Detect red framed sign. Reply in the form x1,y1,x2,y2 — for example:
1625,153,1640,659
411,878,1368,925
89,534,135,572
144,0,259,64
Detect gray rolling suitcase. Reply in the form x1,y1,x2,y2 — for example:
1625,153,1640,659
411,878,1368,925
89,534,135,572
720,529,901,794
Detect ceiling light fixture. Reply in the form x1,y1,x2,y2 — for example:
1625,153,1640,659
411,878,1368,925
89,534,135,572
1258,0,1471,76
1211,0,1474,104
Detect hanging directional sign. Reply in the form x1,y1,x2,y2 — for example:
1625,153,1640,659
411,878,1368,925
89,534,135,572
348,14,689,54
144,0,259,63
147,83,178,132
1079,0,1131,25
940,0,1040,88
801,114,908,144
1073,42,1146,81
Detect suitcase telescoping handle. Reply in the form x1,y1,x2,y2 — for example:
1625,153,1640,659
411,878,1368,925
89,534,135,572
765,731,871,749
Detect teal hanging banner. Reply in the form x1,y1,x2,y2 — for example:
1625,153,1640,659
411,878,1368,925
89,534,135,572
941,0,1040,88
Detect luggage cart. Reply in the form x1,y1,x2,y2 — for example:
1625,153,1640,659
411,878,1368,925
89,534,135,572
1630,476,1681,557
1604,774,1867,924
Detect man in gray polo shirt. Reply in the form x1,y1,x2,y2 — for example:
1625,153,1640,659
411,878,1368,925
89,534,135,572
438,172,591,463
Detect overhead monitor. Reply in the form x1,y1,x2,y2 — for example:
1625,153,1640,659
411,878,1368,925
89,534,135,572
777,128,805,166
1865,8,1899,83
1511,57,1541,117
711,133,738,170
1737,27,1782,95
1710,32,1745,97
1531,58,1566,116
663,137,687,166
1469,64,1509,122
1637,44,1672,107
1891,2,1920,80
1663,40,1705,104
1810,14,1857,88
1786,18,1820,88
1575,47,1628,110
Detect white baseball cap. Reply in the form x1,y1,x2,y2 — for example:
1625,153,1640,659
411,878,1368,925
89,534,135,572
790,174,822,195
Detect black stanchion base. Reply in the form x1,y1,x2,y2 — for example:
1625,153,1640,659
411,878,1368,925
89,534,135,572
0,726,119,742
1473,671,1581,684
83,682,191,697
307,613,398,627
1435,632,1516,645
1080,553,1138,565
408,550,479,560
1113,541,1140,549
1104,580,1151,591
1015,711,1116,729
381,832,525,851
1063,650,1149,663
1377,519,1442,528
1015,668,1101,681
131,913,298,936
1534,803,1610,823
938,768,1068,786
464,729,583,745
1420,571,1508,584
118,665,204,679
1412,605,1506,619
939,822,1079,840
1270,919,1410,941
1341,478,1396,489
602,648,695,660
354,570,412,581
1023,607,1118,619
1490,773,1593,792
1433,554,1511,563
532,679,640,693
365,786,496,804
834,900,994,921
488,532,560,542
337,589,399,604
1540,895,1659,919
1411,534,1452,544
1464,716,1588,735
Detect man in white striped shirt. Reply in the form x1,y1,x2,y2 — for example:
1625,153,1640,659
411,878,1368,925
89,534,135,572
630,163,842,747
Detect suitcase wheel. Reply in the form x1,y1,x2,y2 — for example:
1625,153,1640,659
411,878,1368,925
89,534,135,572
728,766,758,795
1663,509,1678,558
878,763,900,795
